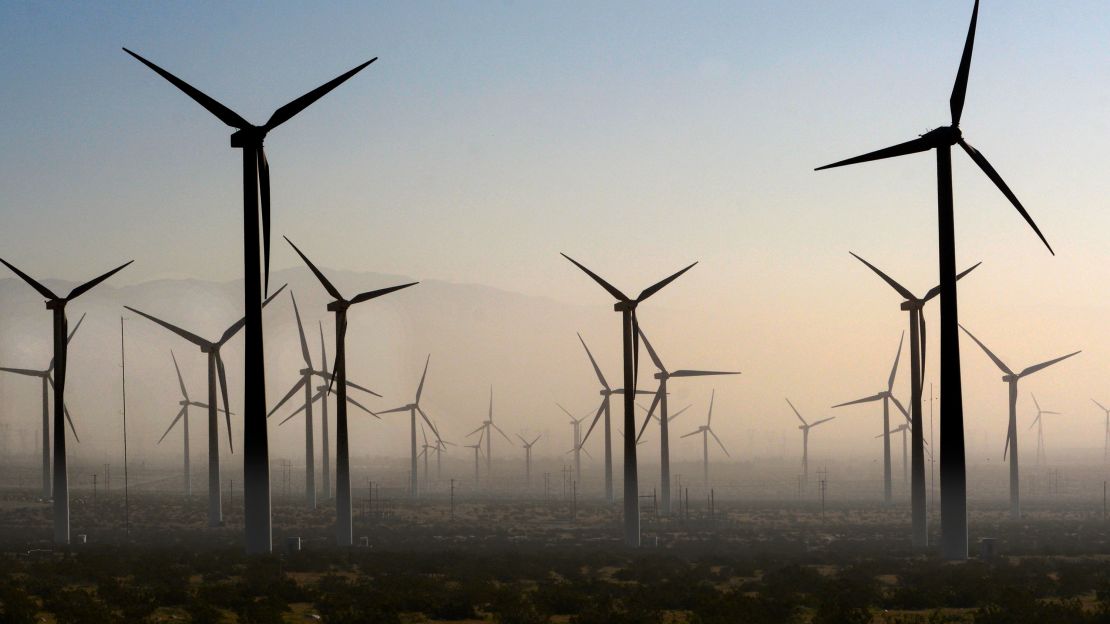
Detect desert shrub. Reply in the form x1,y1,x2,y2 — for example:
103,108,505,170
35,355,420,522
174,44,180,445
0,582,38,624
42,588,117,624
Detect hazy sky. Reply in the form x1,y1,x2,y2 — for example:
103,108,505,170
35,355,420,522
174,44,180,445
2,2,1110,467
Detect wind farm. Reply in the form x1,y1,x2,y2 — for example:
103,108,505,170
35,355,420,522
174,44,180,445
2,1,1110,621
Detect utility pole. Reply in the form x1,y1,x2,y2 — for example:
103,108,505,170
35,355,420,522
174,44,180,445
121,317,130,536
818,467,829,518
92,473,98,508
450,479,455,521
572,480,577,522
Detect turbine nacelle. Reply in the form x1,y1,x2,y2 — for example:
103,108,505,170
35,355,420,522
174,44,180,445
229,126,266,148
1002,374,1019,383
613,300,637,312
922,125,962,147
899,299,924,312
44,299,65,311
326,300,351,313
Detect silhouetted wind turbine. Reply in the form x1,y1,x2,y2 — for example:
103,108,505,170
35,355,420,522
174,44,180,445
518,434,542,488
636,327,738,514
681,390,729,487
125,48,375,554
267,291,381,509
786,398,835,483
816,0,1055,560
557,403,589,483
464,387,512,483
1028,394,1058,466
124,284,285,527
465,431,484,487
575,334,649,503
833,333,909,504
0,257,131,544
849,252,979,546
1092,400,1110,463
960,325,1079,519
380,356,442,499
0,313,85,499
159,351,229,497
562,252,696,547
285,237,414,545
876,424,911,487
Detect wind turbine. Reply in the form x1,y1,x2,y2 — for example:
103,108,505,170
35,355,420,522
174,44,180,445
636,401,693,443
636,327,738,514
849,252,979,546
0,313,85,499
1028,394,1058,466
463,386,512,484
556,403,589,483
465,432,484,487
124,48,375,555
876,424,912,487
680,390,729,488
285,237,415,545
562,254,696,547
267,291,381,509
960,325,1079,519
0,257,131,544
815,0,1055,560
124,284,285,527
379,356,442,498
159,351,229,497
518,434,542,488
786,398,835,483
575,334,650,503
832,333,909,504
1092,400,1110,463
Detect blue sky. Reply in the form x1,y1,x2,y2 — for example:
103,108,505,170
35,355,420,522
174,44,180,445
2,2,1110,455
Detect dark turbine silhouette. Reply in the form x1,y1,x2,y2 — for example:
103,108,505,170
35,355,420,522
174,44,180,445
637,327,738,514
815,0,1054,559
1028,394,1058,467
960,325,1079,520
0,313,84,500
124,285,285,527
125,48,375,554
0,257,131,544
285,237,415,546
848,252,979,547
268,291,381,509
380,356,442,498
786,398,834,483
832,333,909,505
1092,399,1110,463
463,387,511,486
681,390,730,488
158,351,231,497
562,253,697,547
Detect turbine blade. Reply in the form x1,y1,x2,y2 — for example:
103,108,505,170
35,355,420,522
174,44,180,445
0,367,43,377
958,139,1053,255
848,252,915,301
264,58,377,130
815,136,933,171
66,260,132,301
577,333,610,390
63,402,79,443
415,354,431,404
124,306,208,348
171,350,189,401
1031,393,1041,412
637,326,666,373
810,416,836,428
949,0,980,126
1028,415,1039,431
279,392,321,426
216,353,233,453
1019,351,1081,378
122,48,250,128
342,377,382,398
922,261,981,302
284,237,344,301
377,405,411,415
958,325,1014,375
560,253,629,301
669,404,692,422
0,258,57,300
216,283,286,346
890,394,911,424
706,389,716,426
786,398,807,426
580,402,606,446
888,331,905,392
1093,399,1110,413
267,377,307,418
669,370,741,377
637,262,698,302
65,313,87,345
493,422,512,443
709,429,730,457
417,406,441,440
257,147,272,297
555,402,575,419
158,406,187,445
290,291,312,367
680,430,700,439
348,394,379,418
832,393,885,409
350,282,418,305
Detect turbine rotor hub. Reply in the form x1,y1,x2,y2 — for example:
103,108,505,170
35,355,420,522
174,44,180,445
229,126,266,148
924,125,962,147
